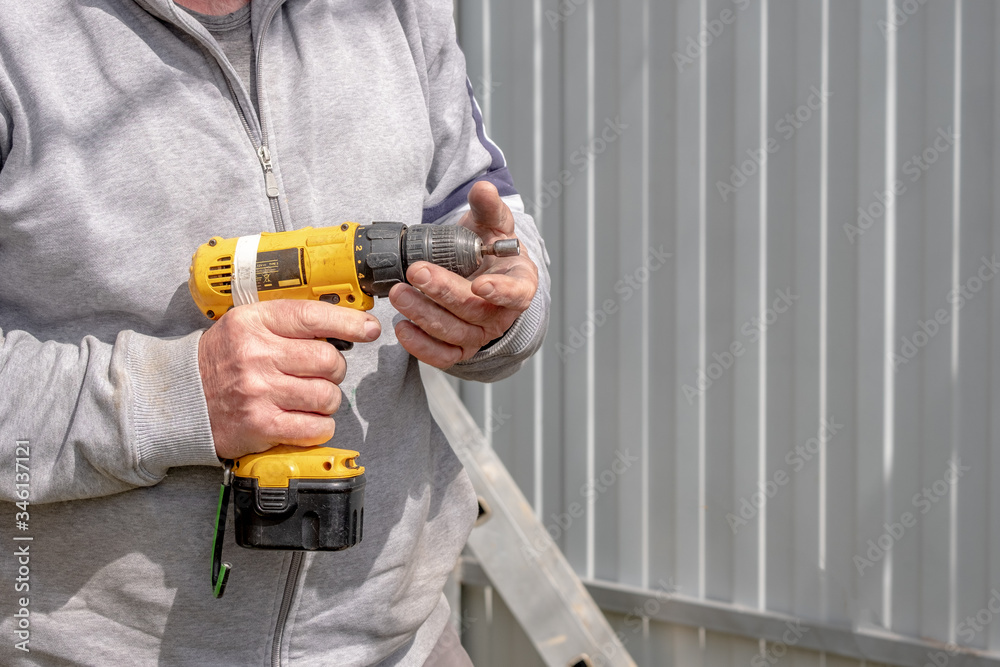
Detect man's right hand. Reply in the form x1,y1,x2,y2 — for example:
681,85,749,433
198,300,382,460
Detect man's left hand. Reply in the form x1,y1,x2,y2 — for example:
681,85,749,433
388,181,538,369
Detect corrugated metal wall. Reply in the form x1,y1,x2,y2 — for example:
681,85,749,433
452,1,1000,665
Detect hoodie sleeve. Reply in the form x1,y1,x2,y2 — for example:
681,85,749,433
0,66,219,506
0,328,220,505
418,1,551,383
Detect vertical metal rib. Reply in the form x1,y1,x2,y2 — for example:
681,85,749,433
882,0,899,631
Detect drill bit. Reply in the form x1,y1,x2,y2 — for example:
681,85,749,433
482,239,520,257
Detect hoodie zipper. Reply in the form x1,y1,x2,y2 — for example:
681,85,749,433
217,1,285,233
222,76,285,233
253,1,285,232
271,551,303,667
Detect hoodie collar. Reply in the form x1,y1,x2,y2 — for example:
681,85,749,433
133,0,288,44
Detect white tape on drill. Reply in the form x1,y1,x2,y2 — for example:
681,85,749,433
232,234,261,307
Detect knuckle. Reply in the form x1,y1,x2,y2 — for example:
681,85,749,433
330,355,347,383
460,292,484,312
327,385,342,414
244,303,271,330
221,307,253,336
415,279,443,302
225,304,250,324
232,340,266,377
477,328,494,347
251,408,282,438
295,304,325,333
236,374,268,403
322,345,344,375
423,316,451,341
310,340,333,368
319,346,347,384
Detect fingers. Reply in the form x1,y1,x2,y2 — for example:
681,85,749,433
200,300,362,459
389,283,486,350
395,320,465,369
272,377,342,416
391,257,534,359
395,265,492,325
267,411,337,448
470,263,537,311
272,338,347,383
255,300,382,342
403,260,537,320
462,181,515,240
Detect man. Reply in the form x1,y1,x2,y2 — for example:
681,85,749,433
0,0,550,664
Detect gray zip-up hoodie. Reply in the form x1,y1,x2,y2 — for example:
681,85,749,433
0,1,550,665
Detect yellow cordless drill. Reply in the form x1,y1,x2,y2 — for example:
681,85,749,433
188,221,519,597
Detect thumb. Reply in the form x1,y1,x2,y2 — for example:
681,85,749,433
464,180,515,238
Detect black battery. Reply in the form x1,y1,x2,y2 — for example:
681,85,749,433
231,474,365,551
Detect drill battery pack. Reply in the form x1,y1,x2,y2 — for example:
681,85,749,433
231,445,366,551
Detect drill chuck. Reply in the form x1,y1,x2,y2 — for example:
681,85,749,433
404,224,480,277
357,222,520,297
403,224,519,278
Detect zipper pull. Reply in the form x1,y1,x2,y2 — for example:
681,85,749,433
257,145,280,198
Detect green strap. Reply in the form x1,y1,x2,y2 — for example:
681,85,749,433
211,462,233,599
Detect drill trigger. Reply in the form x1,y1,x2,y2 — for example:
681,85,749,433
327,338,354,351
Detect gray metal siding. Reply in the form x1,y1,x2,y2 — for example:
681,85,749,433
453,0,1000,664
